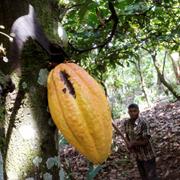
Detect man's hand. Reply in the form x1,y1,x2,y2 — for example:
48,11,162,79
127,141,135,152
127,138,149,151
127,142,134,149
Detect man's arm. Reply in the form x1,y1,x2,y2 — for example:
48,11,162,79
129,120,150,148
128,137,149,148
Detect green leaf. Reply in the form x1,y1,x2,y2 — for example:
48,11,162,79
78,0,94,21
59,134,68,146
59,168,65,180
37,68,49,87
123,2,148,15
117,0,134,10
87,162,102,180
46,157,59,169
172,44,179,51
87,13,98,26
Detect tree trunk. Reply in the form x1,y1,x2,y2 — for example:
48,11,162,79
151,54,180,100
169,52,180,84
135,58,150,107
0,1,59,179
156,51,167,96
0,0,29,73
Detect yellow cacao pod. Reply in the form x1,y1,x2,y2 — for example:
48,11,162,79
47,63,112,164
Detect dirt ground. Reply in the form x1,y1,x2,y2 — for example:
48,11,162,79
59,101,180,180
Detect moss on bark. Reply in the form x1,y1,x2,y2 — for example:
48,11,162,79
4,40,58,180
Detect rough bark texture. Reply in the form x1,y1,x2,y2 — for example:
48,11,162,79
0,1,59,179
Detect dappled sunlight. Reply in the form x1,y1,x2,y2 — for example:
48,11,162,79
0,0,179,179
5,97,41,179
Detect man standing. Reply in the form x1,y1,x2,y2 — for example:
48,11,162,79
124,103,157,180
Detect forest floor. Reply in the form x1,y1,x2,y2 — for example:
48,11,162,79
59,100,180,180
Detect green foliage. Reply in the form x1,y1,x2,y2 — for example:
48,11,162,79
7,1,177,178
87,162,102,180
59,0,179,59
107,50,179,118
59,168,65,180
55,0,180,117
31,0,60,41
59,134,68,146
37,68,49,87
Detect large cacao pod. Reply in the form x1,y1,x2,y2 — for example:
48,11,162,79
47,63,112,164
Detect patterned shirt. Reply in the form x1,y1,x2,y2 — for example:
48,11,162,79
124,117,156,161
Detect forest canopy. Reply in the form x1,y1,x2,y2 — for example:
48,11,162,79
55,0,180,117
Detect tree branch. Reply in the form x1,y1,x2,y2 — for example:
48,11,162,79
136,58,150,106
162,51,167,76
151,53,180,99
70,1,118,54
94,12,113,31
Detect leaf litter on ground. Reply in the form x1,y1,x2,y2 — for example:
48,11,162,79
59,101,180,180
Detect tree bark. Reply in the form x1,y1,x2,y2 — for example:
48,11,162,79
135,58,150,107
0,1,59,179
151,54,180,100
156,51,168,96
169,52,180,84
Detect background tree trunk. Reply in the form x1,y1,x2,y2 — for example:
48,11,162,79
135,58,150,107
169,52,180,84
151,54,180,100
